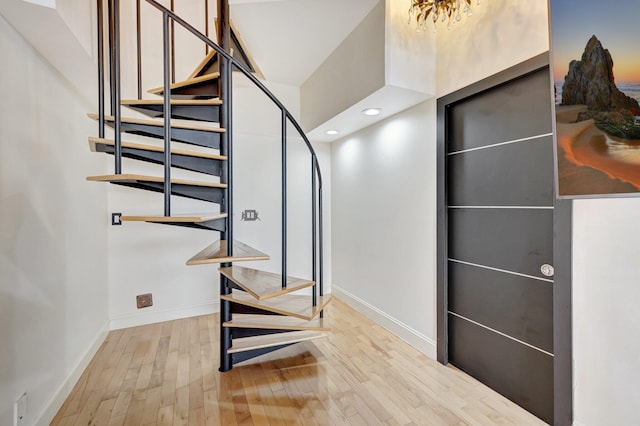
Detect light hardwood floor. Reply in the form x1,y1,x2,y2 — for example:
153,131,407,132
51,298,546,425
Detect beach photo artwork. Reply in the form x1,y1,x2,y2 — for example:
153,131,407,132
551,0,640,197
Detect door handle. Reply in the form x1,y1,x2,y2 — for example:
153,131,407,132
540,264,554,277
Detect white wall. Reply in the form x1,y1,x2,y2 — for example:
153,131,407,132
385,0,434,94
301,0,385,131
331,100,437,357
0,14,109,426
433,1,640,424
0,0,97,103
572,198,640,426
302,0,435,143
56,0,94,56
435,0,549,97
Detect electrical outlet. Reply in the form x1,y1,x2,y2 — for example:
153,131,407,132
136,293,153,309
14,392,27,426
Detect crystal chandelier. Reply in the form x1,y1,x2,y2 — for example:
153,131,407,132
409,0,479,29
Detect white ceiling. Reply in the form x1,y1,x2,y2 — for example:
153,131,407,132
229,0,380,86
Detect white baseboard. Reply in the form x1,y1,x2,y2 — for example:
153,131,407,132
109,300,220,330
332,285,437,359
35,320,110,426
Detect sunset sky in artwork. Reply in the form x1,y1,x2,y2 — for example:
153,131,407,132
551,0,640,82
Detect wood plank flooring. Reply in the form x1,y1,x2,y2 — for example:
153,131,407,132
51,298,546,425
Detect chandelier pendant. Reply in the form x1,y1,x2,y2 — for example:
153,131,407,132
409,0,479,29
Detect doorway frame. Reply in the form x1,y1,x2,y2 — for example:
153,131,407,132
435,52,573,425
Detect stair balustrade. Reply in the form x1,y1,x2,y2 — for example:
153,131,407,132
93,0,327,371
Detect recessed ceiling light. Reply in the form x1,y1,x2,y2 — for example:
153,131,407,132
362,108,382,116
325,130,339,135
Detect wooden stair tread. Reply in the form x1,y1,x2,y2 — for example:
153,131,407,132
187,240,269,265
88,137,227,161
219,266,314,300
220,290,332,321
223,314,330,331
121,99,221,106
188,49,217,79
228,330,327,354
87,113,225,133
86,174,226,188
148,72,220,95
121,213,227,223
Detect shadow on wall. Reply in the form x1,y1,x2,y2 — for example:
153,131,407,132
0,192,67,426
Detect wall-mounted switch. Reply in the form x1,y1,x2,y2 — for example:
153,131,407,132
241,209,260,221
112,213,122,225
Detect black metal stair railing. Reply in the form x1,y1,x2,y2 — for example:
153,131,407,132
97,0,105,139
108,0,122,174
96,0,325,304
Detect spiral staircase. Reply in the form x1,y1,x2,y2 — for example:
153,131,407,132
88,0,330,372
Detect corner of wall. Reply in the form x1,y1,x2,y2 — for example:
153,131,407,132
109,300,220,330
332,285,437,359
35,321,110,426
300,0,386,130
0,0,97,103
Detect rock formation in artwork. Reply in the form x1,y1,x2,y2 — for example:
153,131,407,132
561,35,639,112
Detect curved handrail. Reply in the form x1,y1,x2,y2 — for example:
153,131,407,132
144,0,323,189
143,0,324,303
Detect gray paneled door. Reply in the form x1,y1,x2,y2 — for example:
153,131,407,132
445,67,555,423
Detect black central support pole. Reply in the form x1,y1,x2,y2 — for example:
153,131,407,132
218,0,233,373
